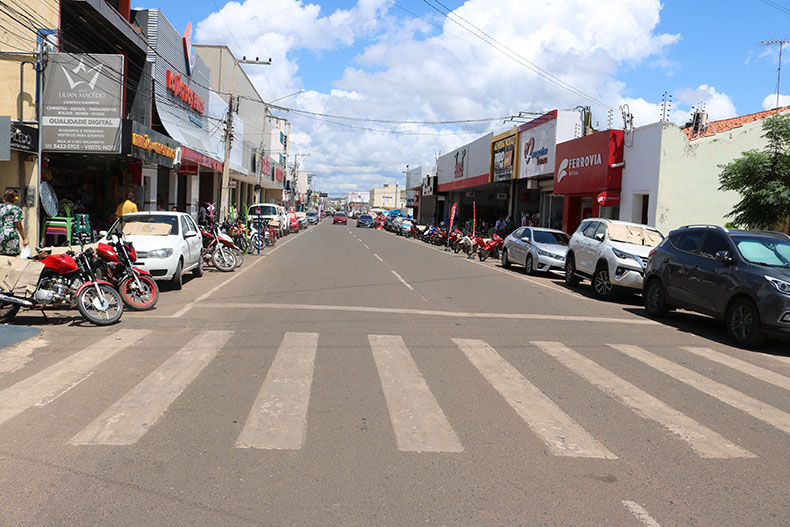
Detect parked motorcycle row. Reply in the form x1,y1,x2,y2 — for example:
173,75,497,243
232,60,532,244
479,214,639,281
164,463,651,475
388,218,504,261
0,213,295,327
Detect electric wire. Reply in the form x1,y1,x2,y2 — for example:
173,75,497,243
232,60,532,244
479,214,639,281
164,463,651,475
758,0,790,15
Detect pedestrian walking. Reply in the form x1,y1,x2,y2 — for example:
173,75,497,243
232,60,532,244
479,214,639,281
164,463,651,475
0,190,28,256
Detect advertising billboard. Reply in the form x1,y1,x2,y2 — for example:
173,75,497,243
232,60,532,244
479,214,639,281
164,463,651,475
553,130,624,195
518,110,583,180
491,129,518,182
41,53,125,153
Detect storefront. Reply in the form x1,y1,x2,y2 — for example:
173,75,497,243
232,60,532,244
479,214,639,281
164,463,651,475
133,9,223,220
553,129,625,234
515,110,583,230
0,119,39,245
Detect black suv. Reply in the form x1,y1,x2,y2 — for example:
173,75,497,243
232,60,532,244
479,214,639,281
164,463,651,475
643,225,790,347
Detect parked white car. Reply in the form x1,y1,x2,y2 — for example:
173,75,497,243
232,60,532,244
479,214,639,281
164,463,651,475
102,212,203,290
502,226,569,274
564,218,664,298
248,203,288,237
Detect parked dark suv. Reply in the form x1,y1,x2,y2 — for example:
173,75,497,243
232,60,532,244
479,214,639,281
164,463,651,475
643,225,790,347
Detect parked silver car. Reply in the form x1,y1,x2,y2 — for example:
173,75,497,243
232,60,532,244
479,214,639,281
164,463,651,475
502,226,570,275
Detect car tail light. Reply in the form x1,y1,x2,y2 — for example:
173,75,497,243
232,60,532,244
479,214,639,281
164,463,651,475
648,249,657,258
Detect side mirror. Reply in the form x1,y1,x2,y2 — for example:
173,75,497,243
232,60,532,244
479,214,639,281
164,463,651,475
594,232,605,241
715,250,733,264
184,230,199,238
521,237,531,242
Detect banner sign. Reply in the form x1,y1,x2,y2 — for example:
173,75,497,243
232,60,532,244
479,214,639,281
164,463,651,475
449,203,457,231
42,53,124,153
491,132,517,182
472,201,476,238
9,122,38,154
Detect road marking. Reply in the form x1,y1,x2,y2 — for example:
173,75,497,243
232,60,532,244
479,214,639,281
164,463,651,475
0,330,151,427
369,335,462,452
622,501,662,527
454,339,616,458
391,270,414,291
373,254,383,262
236,332,319,450
682,347,790,392
34,372,93,407
610,344,790,436
172,233,300,318
0,336,49,375
532,341,754,458
363,243,370,249
70,331,232,446
200,302,658,325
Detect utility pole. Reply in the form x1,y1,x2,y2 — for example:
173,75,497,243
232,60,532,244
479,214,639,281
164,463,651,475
258,90,302,204
761,40,790,112
220,56,271,220
291,152,310,209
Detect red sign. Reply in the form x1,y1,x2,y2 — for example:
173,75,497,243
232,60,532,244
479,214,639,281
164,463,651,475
596,190,620,207
554,130,624,195
260,156,271,175
177,165,198,176
181,146,222,172
275,167,284,182
166,70,205,114
449,203,457,231
183,22,196,76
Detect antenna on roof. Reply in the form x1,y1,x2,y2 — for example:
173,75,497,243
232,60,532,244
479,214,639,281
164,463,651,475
761,39,790,113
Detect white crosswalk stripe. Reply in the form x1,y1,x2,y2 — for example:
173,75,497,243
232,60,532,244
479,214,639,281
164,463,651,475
236,332,319,450
454,338,616,459
70,331,233,446
681,346,790,392
0,329,151,427
532,341,755,459
370,335,463,452
610,344,790,436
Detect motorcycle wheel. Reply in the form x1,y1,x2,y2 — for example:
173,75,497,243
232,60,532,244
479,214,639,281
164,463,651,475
479,249,489,262
77,284,123,325
212,247,236,272
232,249,244,268
0,300,21,323
119,274,159,311
233,234,249,254
250,234,265,251
453,242,462,253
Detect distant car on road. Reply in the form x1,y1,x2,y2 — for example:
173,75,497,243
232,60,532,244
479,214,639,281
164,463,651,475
306,210,319,224
356,214,374,228
333,212,347,225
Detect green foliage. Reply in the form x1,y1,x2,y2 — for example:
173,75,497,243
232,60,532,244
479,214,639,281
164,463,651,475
719,113,790,229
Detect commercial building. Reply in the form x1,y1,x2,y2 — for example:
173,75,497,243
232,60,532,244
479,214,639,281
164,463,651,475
370,184,406,210
345,191,368,214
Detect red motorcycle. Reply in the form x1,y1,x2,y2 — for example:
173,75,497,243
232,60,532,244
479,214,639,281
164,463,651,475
199,223,238,272
478,234,504,262
95,232,159,311
0,245,123,325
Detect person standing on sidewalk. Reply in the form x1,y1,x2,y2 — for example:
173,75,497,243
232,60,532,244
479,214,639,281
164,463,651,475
115,192,138,218
0,190,28,256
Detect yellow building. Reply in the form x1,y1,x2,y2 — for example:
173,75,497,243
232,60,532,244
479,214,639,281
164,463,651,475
369,184,407,210
0,1,56,246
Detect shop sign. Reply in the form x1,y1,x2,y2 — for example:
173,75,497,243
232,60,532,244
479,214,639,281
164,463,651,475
183,22,197,76
492,133,517,181
132,133,177,159
276,167,284,182
553,130,624,195
177,165,198,176
454,148,466,178
229,180,237,189
422,175,436,196
9,122,38,154
596,190,620,207
166,70,205,114
41,53,124,153
496,192,508,200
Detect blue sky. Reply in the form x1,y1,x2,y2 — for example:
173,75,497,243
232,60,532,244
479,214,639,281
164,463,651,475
131,0,790,194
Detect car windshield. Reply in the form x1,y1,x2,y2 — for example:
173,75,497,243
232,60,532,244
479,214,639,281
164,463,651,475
533,231,569,245
359,215,372,221
306,211,317,216
607,224,663,246
249,205,278,216
110,215,177,236
732,235,790,267
335,213,346,217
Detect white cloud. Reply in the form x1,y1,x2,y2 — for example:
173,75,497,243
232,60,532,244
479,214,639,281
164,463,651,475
196,0,683,195
762,93,790,110
675,84,737,121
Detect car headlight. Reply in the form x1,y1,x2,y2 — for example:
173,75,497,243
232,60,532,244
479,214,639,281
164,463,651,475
536,248,562,260
612,248,641,264
766,275,790,295
147,248,173,259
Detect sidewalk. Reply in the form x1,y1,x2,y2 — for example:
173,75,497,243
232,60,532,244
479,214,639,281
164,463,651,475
0,325,41,349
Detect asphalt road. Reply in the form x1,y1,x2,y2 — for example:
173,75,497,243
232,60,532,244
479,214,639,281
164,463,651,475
0,220,788,526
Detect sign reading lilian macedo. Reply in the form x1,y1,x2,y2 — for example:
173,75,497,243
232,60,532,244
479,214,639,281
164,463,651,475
42,53,125,153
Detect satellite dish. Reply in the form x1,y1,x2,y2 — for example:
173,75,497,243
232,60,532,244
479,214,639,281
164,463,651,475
40,181,58,217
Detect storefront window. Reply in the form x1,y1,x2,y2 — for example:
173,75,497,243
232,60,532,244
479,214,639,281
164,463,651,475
599,204,621,220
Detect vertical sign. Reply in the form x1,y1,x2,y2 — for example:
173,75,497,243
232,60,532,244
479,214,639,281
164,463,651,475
41,53,125,153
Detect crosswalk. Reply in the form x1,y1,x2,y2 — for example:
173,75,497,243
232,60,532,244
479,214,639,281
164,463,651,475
0,330,788,460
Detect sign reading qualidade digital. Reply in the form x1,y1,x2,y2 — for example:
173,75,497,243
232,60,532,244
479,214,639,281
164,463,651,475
41,53,125,153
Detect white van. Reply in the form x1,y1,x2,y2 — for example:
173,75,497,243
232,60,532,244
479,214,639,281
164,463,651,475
248,203,288,237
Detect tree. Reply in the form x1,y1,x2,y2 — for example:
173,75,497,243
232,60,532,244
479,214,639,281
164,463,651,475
718,113,790,229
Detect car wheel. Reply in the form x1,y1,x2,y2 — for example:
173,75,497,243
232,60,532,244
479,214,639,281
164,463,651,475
501,249,511,268
726,298,765,347
170,260,183,291
525,254,534,275
193,255,204,277
592,265,615,299
644,278,668,317
564,254,580,286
